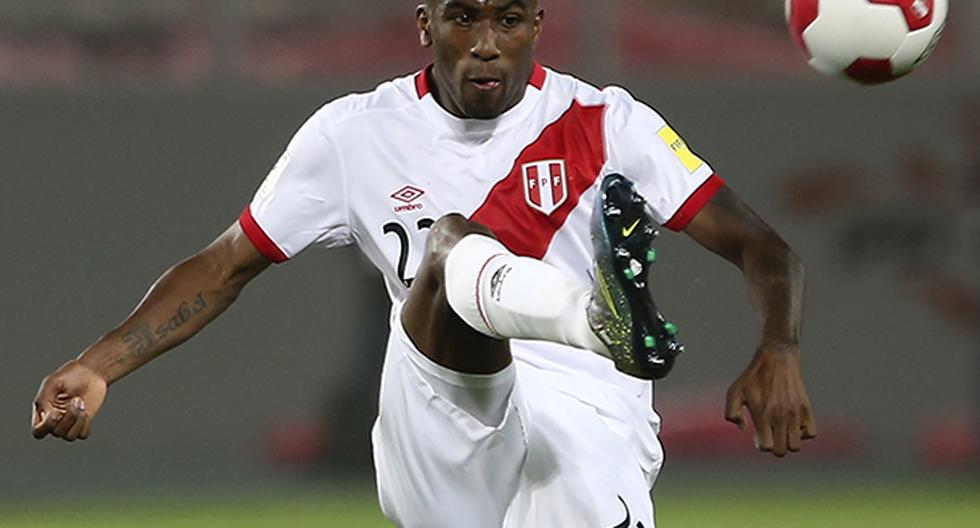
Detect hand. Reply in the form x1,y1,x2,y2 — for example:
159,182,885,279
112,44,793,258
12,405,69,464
725,344,816,457
32,360,108,442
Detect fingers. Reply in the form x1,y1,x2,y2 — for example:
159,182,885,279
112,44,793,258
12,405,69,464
31,403,60,439
31,402,43,430
35,397,89,442
62,397,86,441
741,398,772,453
65,413,88,442
771,418,788,457
787,414,803,453
751,410,775,454
32,395,68,439
72,397,92,440
65,414,85,441
770,411,811,457
32,375,65,439
729,385,780,455
724,388,747,431
32,363,106,442
801,406,818,440
727,355,816,457
80,415,93,440
758,409,812,457
52,408,78,438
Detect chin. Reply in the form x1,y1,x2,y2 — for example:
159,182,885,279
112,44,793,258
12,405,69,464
464,106,503,120
460,98,507,120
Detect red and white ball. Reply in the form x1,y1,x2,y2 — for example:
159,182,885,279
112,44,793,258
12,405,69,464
786,0,948,84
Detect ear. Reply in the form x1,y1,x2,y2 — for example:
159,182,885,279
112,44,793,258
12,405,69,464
531,9,545,48
417,4,433,48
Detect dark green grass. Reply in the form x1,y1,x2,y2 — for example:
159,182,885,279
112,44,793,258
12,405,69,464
2,481,977,527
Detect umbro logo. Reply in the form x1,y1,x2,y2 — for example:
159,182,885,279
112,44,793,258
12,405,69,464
391,185,425,213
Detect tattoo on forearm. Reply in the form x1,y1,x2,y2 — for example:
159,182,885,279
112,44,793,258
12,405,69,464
117,291,208,363
121,323,156,359
154,291,208,341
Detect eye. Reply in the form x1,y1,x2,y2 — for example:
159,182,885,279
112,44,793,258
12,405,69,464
501,13,523,28
452,11,474,26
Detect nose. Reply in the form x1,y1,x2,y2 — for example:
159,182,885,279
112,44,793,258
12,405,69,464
470,21,501,61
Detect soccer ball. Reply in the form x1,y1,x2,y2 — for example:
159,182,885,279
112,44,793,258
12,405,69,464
786,0,948,84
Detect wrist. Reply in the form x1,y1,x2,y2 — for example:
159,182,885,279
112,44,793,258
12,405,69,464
76,343,118,385
757,341,800,356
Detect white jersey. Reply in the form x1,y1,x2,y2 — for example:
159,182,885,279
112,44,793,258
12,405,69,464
239,63,722,392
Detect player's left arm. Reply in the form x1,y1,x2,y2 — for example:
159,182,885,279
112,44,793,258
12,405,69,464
683,184,817,457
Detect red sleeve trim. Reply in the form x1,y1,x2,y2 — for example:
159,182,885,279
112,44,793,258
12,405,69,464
238,206,289,264
663,174,725,231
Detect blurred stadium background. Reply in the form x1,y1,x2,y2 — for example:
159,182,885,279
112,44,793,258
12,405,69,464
2,0,978,526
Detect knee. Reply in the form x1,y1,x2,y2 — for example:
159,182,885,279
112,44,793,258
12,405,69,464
421,214,494,275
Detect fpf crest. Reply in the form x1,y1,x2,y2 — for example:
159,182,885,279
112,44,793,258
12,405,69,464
522,159,567,216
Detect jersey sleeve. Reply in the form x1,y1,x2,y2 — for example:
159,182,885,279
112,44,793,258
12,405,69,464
603,87,724,231
238,110,352,263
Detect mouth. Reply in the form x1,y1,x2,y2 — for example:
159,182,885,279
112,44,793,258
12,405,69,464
468,77,502,91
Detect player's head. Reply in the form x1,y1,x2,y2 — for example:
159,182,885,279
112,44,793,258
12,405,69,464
417,0,543,119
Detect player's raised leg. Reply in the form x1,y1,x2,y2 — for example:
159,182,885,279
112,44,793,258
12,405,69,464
403,174,683,380
400,214,513,375
402,213,610,375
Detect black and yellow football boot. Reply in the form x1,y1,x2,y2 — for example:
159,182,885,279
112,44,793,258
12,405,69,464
587,173,683,380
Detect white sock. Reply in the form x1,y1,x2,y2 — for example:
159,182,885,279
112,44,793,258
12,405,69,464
444,234,610,358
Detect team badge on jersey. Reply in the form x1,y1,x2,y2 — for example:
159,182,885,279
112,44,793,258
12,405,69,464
522,159,568,216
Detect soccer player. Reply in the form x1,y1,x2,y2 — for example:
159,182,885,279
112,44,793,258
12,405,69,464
31,1,816,525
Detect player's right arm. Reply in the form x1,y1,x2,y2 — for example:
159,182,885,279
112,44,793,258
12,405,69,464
31,222,269,441
32,101,351,442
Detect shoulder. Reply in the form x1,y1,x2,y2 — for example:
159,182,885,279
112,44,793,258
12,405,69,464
541,68,629,106
541,68,664,128
309,71,421,132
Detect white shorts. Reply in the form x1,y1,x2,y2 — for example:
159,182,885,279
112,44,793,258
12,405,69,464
372,305,664,528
